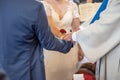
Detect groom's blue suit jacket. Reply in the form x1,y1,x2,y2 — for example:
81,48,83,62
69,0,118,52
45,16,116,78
0,0,73,80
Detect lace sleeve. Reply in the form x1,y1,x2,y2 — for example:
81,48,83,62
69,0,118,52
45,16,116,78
72,2,80,18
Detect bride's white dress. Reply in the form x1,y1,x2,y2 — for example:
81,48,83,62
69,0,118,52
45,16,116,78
41,1,80,80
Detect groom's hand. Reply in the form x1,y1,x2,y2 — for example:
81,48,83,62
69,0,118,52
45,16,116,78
0,72,6,80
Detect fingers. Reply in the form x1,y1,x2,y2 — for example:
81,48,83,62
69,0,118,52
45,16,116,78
61,33,72,41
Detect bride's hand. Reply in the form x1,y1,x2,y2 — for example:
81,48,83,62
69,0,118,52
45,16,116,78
61,33,72,41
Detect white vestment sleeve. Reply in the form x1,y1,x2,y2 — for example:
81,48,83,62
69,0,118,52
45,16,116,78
75,0,120,63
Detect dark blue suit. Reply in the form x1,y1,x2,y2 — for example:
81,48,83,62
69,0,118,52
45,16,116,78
0,0,73,80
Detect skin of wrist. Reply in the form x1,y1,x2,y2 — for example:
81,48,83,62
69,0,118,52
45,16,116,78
57,32,62,38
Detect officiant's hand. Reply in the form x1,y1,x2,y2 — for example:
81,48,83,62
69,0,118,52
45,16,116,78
78,45,84,61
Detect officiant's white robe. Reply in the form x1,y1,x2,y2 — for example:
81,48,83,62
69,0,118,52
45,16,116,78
75,0,120,80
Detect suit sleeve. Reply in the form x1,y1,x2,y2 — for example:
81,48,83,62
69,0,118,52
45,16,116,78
34,3,73,53
76,0,120,63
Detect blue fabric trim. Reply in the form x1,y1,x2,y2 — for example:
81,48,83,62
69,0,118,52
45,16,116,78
90,0,109,24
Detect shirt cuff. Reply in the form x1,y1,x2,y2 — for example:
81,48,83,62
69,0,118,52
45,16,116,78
72,32,77,41
72,26,85,41
79,26,85,30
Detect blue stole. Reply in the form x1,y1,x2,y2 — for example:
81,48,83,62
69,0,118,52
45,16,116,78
90,0,109,80
90,0,109,24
